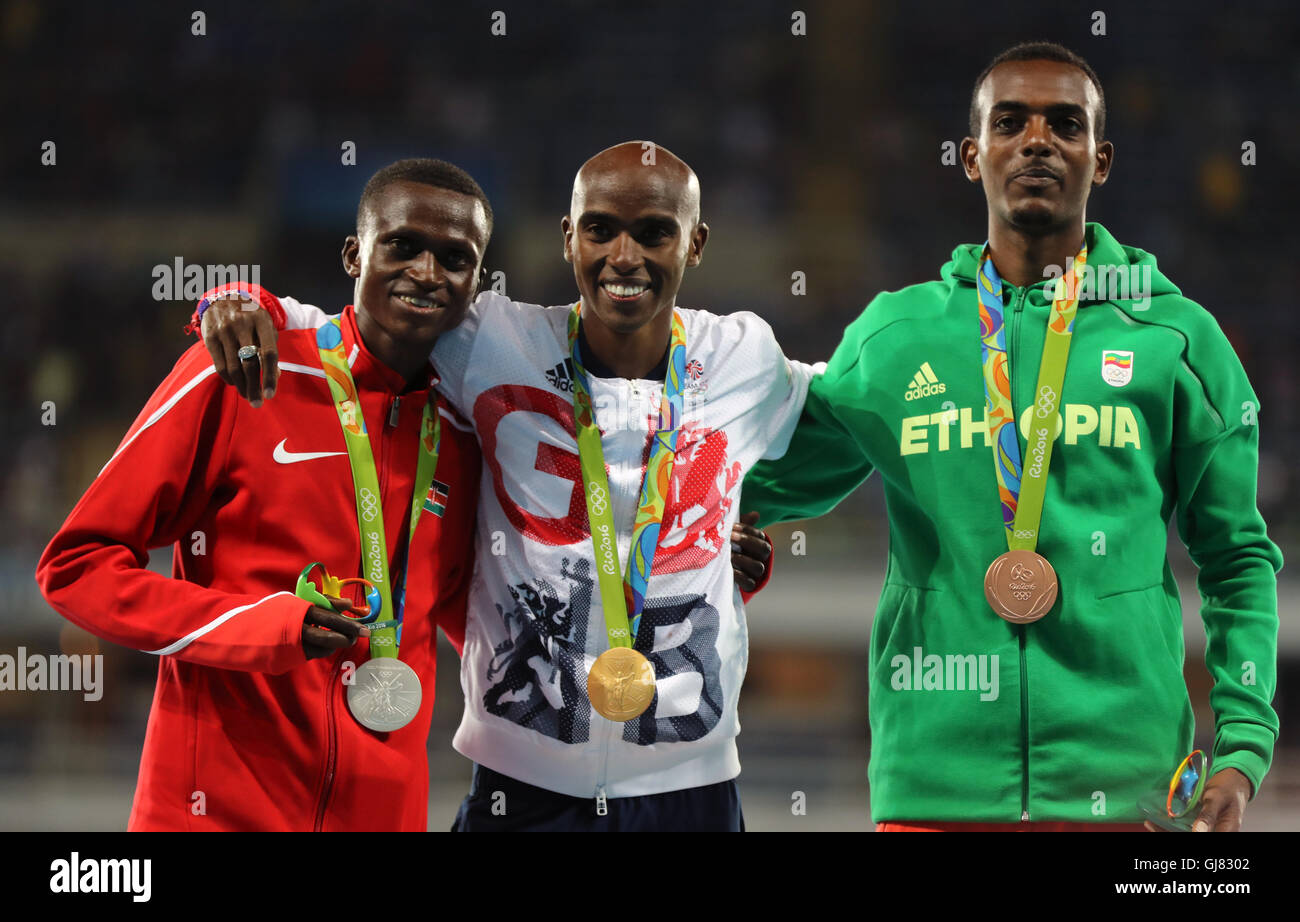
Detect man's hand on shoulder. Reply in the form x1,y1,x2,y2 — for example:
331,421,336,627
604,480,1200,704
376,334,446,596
201,293,280,407
731,511,772,594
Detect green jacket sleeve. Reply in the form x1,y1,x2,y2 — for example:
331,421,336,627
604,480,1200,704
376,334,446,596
741,336,876,528
1171,318,1283,797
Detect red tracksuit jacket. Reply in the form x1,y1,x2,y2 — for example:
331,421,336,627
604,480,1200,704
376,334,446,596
36,304,479,830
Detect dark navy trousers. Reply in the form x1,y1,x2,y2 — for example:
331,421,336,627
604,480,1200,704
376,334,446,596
451,763,745,831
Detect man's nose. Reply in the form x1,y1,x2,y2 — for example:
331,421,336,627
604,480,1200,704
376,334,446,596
1021,115,1053,156
408,251,445,285
607,232,643,271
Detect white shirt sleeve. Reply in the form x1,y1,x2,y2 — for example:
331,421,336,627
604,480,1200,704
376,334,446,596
725,312,825,461
431,291,496,417
765,358,823,460
277,296,330,330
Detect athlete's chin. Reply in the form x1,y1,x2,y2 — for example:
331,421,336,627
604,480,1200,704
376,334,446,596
1007,203,1065,234
591,298,659,334
376,312,444,353
398,304,460,336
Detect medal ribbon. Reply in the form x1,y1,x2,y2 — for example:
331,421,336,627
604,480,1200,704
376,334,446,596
317,317,440,658
977,243,1087,551
568,303,687,649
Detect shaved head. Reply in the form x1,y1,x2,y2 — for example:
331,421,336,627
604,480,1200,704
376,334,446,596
571,141,701,226
560,141,709,372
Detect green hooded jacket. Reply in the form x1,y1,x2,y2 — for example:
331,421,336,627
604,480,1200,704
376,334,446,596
743,222,1283,823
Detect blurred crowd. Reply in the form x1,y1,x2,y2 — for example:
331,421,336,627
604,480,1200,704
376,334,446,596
0,0,1296,829
1,0,1296,614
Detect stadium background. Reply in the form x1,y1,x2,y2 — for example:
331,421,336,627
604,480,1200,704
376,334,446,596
1,0,1297,830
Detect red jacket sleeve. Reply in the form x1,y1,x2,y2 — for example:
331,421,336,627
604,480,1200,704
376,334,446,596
185,282,286,335
35,344,311,674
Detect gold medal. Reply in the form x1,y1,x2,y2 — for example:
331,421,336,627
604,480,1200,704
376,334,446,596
984,549,1058,624
587,647,656,722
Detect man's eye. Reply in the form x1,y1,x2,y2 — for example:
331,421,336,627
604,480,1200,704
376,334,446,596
640,227,670,244
1058,118,1083,133
994,117,1019,132
443,253,470,269
391,238,417,256
586,224,610,239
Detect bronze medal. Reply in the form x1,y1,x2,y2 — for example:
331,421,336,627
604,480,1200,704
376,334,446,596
587,647,656,722
984,549,1058,624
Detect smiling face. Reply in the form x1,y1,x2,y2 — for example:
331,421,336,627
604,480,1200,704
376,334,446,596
961,59,1113,235
344,180,489,374
561,144,707,339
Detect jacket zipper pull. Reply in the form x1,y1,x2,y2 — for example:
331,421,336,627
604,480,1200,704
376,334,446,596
388,396,401,428
595,786,608,817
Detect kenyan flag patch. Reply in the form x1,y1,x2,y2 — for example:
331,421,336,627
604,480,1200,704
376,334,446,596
423,479,450,517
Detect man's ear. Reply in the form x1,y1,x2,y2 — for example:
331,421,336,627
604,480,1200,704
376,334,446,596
1092,140,1115,188
561,215,574,264
959,137,982,183
342,236,362,278
686,221,709,268
476,264,489,299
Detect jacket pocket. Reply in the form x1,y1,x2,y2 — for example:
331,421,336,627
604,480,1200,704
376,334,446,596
870,583,925,676
1094,582,1183,669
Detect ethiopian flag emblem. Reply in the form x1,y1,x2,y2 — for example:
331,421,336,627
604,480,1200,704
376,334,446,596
1101,350,1133,387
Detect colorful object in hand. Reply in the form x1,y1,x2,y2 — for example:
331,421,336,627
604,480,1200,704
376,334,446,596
1166,749,1207,819
315,316,441,661
295,562,382,623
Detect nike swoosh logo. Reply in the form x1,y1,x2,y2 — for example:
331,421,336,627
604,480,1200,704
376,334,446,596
273,438,346,464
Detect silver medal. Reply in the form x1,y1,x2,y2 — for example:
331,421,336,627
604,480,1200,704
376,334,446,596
347,657,422,732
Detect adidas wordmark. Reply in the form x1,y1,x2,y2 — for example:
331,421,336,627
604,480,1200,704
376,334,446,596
904,362,946,401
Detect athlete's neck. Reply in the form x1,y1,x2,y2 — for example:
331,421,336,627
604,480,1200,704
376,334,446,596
986,216,1087,289
581,307,674,380
354,307,435,388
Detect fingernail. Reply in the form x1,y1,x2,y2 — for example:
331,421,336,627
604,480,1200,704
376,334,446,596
264,387,275,400
1193,821,1209,832
359,627,370,637
731,542,741,554
250,399,263,409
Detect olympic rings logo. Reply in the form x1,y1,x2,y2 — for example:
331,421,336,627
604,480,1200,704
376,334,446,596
360,488,379,523
1035,385,1058,419
369,636,394,646
587,483,608,516
1012,529,1037,539
608,628,629,638
1010,563,1035,581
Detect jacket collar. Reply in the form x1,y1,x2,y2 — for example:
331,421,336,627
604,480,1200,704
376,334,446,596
335,304,437,396
942,222,1132,307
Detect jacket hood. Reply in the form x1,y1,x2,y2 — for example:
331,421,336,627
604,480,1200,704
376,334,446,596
941,222,1182,305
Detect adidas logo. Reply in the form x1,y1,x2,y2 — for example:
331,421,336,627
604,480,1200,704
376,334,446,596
904,362,946,401
546,359,574,393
